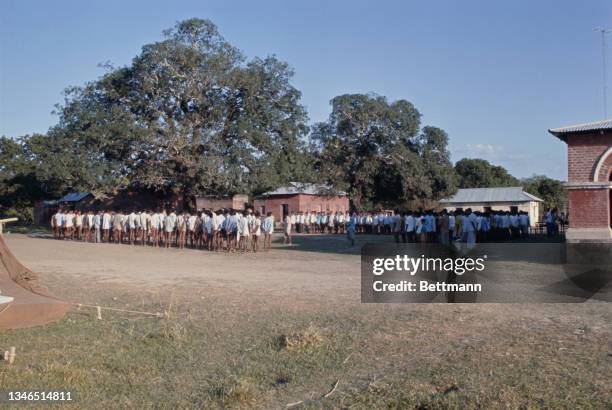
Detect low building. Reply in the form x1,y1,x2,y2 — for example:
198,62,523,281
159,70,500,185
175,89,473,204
58,192,94,205
440,187,543,226
195,194,249,211
549,119,612,241
253,182,349,221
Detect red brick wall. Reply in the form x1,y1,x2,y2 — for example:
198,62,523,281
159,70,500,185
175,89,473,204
568,189,610,228
253,195,349,221
253,195,300,220
567,132,612,182
196,195,249,211
297,194,349,213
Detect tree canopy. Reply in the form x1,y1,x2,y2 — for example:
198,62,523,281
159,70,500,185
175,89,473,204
52,18,311,202
311,94,456,210
522,175,566,211
0,17,567,223
454,158,520,189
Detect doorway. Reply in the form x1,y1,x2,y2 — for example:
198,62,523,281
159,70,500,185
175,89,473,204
282,204,289,221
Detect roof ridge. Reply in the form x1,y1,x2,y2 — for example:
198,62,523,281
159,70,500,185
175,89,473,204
549,118,612,131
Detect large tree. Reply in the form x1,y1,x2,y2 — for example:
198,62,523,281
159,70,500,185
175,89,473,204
52,18,310,205
521,175,566,211
311,94,456,210
454,158,519,188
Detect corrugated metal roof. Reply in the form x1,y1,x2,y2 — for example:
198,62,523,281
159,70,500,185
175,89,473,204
59,192,91,202
440,187,543,204
548,119,612,136
260,182,347,197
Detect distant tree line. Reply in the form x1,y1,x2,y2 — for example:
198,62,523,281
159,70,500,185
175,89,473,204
0,18,565,223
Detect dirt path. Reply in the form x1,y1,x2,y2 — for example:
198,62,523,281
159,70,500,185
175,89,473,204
4,234,361,298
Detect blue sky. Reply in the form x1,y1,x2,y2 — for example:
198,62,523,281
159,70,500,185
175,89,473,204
1,0,611,180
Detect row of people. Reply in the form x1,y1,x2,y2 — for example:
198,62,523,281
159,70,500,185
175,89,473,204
283,209,533,245
51,208,275,253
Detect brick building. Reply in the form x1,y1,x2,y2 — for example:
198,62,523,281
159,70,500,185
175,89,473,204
195,194,249,211
253,182,349,221
549,119,612,241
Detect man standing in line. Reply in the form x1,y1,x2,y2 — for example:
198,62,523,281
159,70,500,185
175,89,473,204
93,210,102,243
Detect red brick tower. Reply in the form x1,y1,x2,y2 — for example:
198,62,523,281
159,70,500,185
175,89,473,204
550,120,612,241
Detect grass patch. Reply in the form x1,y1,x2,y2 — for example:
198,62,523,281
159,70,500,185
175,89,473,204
1,285,610,408
277,325,324,352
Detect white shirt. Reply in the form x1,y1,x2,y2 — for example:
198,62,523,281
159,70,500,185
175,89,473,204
164,214,175,232
151,213,160,229
188,215,197,231
140,212,149,230
128,212,138,229
102,213,111,230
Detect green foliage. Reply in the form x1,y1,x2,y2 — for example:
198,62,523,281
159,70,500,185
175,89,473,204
0,18,566,220
52,18,310,199
455,158,519,188
521,175,566,211
311,94,456,210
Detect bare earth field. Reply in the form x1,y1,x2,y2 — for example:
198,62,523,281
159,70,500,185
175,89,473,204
0,233,611,409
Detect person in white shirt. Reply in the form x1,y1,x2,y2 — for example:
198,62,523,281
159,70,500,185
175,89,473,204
266,212,275,251
102,210,111,242
84,210,94,242
150,211,160,247
289,212,297,234
298,212,305,234
52,210,64,240
176,212,187,249
113,211,122,243
187,212,198,248
64,210,75,240
414,212,425,243
139,210,149,246
216,210,227,251
164,210,175,248
238,210,250,252
74,210,83,241
284,213,292,245
251,212,262,252
327,212,334,233
448,212,456,242
338,212,346,234
464,208,478,247
168,210,177,246
303,211,311,234
127,211,138,244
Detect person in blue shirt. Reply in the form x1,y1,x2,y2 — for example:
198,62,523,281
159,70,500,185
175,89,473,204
347,213,357,246
262,212,274,251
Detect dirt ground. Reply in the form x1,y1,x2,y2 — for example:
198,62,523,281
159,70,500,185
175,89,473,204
1,233,611,409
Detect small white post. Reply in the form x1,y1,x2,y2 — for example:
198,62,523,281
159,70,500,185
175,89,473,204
96,306,102,320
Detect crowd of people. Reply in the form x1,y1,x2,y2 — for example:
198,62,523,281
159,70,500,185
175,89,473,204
281,209,536,246
50,206,562,252
50,208,275,253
